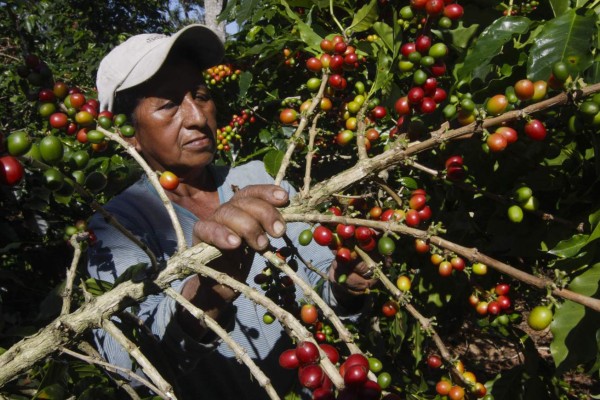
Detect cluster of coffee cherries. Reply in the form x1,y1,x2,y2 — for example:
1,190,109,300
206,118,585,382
469,282,512,319
279,36,374,126
428,357,490,399
575,92,600,126
506,185,538,223
279,344,389,400
396,1,465,31
203,64,241,87
299,303,337,343
502,0,538,15
216,109,255,152
283,48,302,67
254,248,300,324
1,77,135,191
63,219,96,246
445,60,570,129
444,155,466,181
15,53,52,93
429,252,470,278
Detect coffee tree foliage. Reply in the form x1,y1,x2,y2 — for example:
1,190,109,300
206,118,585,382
1,0,600,399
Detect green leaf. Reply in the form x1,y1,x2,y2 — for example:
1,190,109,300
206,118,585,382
448,22,479,50
114,263,150,286
281,0,322,52
549,0,570,16
348,0,378,33
527,10,596,81
33,383,65,400
236,0,261,26
83,278,113,296
457,16,531,83
373,21,402,57
263,149,285,177
369,48,394,96
238,71,253,100
397,176,418,190
588,209,600,243
548,234,589,258
551,263,600,373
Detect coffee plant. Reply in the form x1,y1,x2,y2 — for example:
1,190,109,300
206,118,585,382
1,0,600,399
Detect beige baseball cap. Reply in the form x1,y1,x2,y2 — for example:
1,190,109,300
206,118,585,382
96,24,224,112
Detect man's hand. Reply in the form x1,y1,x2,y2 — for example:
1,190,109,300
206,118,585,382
193,184,289,251
329,259,378,294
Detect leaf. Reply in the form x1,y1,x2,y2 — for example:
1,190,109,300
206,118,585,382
33,383,65,400
238,71,253,100
236,0,261,26
369,48,394,96
457,16,531,83
372,21,400,56
263,149,285,177
448,22,480,50
548,234,589,258
549,0,570,16
36,281,64,321
114,263,151,285
588,209,600,243
281,0,322,52
348,0,378,33
527,10,596,81
397,177,418,190
83,278,113,296
551,263,600,373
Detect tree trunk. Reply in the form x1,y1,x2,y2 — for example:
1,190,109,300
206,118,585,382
204,0,226,41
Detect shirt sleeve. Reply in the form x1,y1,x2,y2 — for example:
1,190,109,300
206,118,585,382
86,185,222,379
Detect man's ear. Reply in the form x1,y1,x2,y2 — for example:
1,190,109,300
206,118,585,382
123,136,141,152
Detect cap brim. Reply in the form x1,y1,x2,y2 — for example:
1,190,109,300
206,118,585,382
118,24,224,93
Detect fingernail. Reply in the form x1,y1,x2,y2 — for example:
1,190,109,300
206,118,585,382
257,234,268,249
273,221,285,236
273,190,287,200
227,235,241,246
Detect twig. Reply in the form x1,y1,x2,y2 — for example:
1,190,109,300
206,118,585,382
19,155,159,270
286,82,600,212
283,213,600,312
102,319,177,399
164,288,281,400
354,246,472,388
261,250,359,352
76,341,142,399
182,260,345,389
98,127,187,253
301,112,321,198
60,346,151,399
355,100,370,160
410,160,585,233
275,69,329,186
61,234,84,315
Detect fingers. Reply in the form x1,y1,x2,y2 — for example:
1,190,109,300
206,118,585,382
329,260,378,292
193,185,288,251
231,185,289,208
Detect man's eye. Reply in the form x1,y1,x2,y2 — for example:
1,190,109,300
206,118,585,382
194,90,212,101
159,101,177,110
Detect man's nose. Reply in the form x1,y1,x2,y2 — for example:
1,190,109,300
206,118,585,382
182,94,207,128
